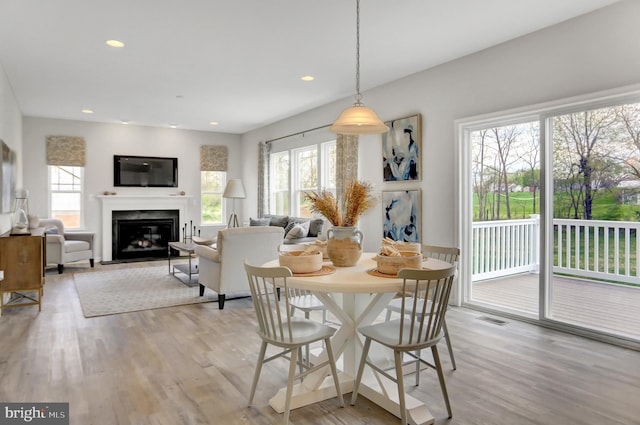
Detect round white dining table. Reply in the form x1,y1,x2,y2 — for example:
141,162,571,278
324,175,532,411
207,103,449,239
263,252,452,425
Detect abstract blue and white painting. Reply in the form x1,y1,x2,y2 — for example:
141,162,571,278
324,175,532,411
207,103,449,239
382,189,420,242
382,114,421,182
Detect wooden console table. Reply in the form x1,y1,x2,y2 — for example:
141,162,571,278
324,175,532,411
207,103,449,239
0,228,46,314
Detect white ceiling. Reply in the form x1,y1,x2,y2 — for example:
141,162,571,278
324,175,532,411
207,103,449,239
0,0,621,134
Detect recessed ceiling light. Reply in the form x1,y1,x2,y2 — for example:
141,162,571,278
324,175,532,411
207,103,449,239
209,121,219,126
106,39,125,48
169,124,178,129
82,109,94,114
121,120,129,124
301,76,315,81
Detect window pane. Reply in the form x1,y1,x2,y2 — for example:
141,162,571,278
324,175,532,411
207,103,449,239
201,171,224,192
49,166,82,229
296,148,317,190
274,191,289,215
324,142,336,189
51,192,81,228
201,171,225,224
298,192,313,218
273,152,290,191
201,193,223,224
50,166,82,191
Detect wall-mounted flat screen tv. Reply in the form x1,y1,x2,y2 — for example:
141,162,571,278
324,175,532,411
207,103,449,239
114,155,178,187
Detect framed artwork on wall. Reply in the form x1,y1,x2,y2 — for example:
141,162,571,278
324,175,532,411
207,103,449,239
382,189,421,242
382,114,421,182
1,140,16,213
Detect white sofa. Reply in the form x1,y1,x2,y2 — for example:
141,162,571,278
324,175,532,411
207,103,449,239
38,218,95,273
194,226,284,309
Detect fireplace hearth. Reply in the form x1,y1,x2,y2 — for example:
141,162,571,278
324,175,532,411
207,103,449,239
112,209,179,262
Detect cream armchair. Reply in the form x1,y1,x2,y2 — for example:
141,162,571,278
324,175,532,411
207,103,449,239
194,226,284,309
39,218,95,274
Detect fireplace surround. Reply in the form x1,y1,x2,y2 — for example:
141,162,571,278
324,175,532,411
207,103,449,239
99,195,191,262
112,209,179,261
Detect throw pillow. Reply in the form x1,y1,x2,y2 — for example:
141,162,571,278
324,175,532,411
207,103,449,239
284,221,296,235
285,220,310,239
44,226,59,235
265,215,289,228
249,217,270,226
307,218,324,237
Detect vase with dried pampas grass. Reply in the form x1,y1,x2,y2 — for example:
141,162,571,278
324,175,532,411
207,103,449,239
305,180,376,266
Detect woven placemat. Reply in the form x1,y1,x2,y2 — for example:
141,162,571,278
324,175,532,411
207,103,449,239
366,265,434,278
366,268,399,278
292,265,336,277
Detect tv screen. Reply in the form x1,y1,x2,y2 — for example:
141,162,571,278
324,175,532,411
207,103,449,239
114,155,178,187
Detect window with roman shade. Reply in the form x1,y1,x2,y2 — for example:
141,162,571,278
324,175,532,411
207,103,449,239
46,135,86,229
200,145,228,225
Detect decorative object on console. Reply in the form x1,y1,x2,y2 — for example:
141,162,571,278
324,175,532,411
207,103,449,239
329,0,388,135
10,188,30,235
382,189,421,243
382,114,422,181
223,179,246,228
306,180,376,266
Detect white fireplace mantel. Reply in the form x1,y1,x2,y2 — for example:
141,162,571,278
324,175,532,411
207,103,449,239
99,195,192,262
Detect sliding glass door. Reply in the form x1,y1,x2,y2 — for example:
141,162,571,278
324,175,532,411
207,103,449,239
461,93,640,344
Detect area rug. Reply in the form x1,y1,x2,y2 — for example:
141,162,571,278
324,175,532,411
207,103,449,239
74,266,216,317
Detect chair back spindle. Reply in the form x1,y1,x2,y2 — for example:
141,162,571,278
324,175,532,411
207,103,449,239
396,267,456,347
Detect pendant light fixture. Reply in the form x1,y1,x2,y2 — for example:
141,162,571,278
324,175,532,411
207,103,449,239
330,0,388,135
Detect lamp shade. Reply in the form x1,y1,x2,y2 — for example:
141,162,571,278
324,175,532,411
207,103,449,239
223,179,246,199
329,104,389,135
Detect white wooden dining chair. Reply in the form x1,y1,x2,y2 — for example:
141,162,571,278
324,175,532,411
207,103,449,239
352,266,457,424
244,261,344,425
279,244,329,365
384,245,460,374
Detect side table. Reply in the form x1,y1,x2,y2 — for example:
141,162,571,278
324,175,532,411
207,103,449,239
167,241,198,286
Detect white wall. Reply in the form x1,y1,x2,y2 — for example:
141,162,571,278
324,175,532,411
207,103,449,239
0,63,23,233
242,0,640,253
22,118,242,259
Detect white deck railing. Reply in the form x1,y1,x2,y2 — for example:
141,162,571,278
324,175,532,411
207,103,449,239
472,215,640,285
472,215,539,281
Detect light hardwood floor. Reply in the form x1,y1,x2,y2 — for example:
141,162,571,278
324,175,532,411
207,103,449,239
0,262,639,425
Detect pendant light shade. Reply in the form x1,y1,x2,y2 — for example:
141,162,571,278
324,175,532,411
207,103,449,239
330,0,388,135
329,104,388,135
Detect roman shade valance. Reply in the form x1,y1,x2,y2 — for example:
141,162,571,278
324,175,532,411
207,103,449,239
46,135,86,167
200,145,228,171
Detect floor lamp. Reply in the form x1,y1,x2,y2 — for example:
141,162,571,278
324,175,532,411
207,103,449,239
223,179,246,228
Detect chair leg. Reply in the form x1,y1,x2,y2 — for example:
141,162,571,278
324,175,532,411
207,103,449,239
248,341,268,406
284,346,299,425
324,336,344,407
414,349,421,386
350,337,371,406
394,350,407,425
199,284,205,296
218,294,226,309
57,264,64,274
90,258,95,268
443,319,456,370
432,345,453,418
304,311,311,367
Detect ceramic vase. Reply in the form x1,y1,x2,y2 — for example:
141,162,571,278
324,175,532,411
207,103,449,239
326,226,363,267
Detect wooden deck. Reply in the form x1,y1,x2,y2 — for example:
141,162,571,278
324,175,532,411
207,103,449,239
471,273,640,340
